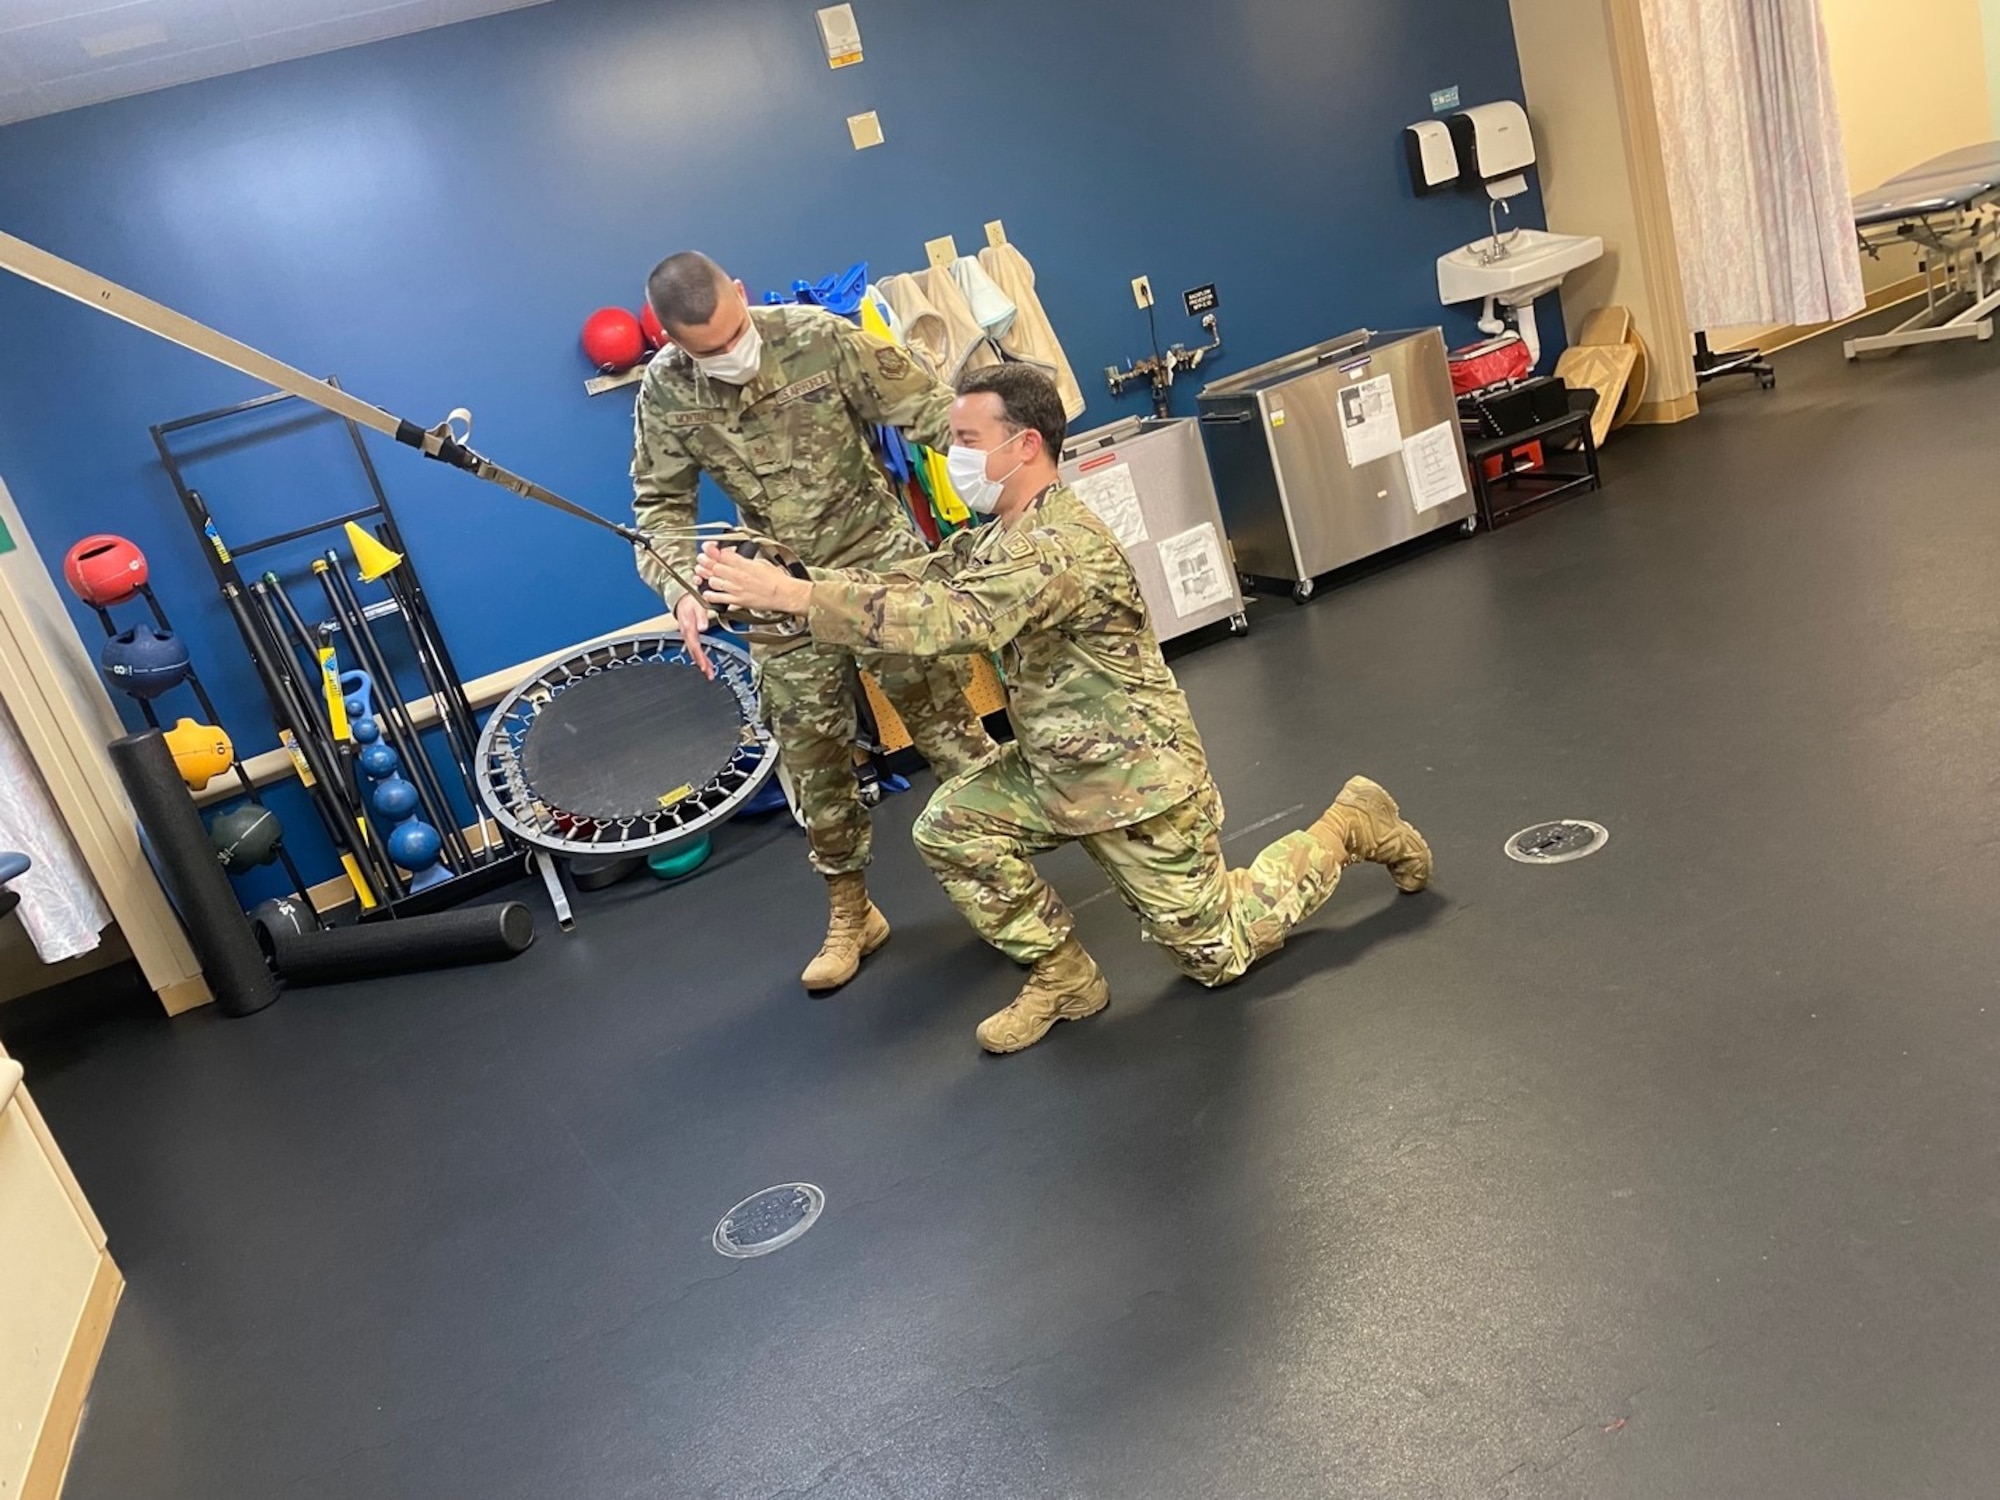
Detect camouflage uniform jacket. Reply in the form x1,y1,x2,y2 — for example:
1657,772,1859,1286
630,304,955,604
807,483,1210,835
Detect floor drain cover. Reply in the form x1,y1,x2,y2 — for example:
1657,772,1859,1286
1505,819,1610,865
713,1183,825,1259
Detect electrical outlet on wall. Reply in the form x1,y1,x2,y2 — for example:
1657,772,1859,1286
1131,275,1154,310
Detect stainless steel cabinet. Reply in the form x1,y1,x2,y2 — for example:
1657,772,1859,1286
1058,416,1248,643
1197,327,1475,600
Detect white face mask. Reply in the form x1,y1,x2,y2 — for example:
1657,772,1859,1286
945,430,1029,515
691,316,763,385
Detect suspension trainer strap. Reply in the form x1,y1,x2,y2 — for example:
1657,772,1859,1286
0,228,801,635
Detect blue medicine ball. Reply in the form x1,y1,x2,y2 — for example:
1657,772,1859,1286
99,626,191,700
351,716,381,745
372,775,419,819
387,819,443,871
358,742,400,778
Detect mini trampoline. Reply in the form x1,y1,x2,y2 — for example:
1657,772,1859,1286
475,632,777,868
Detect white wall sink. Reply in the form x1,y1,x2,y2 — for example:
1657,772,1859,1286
1436,228,1604,307
1436,228,1604,366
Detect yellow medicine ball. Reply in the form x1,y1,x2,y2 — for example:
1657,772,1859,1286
164,717,234,791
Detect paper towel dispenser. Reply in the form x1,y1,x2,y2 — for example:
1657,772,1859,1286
1404,119,1459,196
1448,100,1535,199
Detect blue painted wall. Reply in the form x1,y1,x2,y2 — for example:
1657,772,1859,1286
0,0,1537,889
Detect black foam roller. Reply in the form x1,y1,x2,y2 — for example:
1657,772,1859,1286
263,901,534,986
109,729,281,1018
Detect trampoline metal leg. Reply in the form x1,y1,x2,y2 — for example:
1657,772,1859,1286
532,849,576,932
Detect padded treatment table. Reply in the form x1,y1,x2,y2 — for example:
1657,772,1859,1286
1846,141,2000,359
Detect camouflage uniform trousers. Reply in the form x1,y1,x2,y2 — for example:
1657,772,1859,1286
759,637,995,877
913,747,1345,987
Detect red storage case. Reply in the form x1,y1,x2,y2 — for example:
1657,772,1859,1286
1449,334,1532,395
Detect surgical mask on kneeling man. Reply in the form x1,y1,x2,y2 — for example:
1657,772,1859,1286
944,429,1030,515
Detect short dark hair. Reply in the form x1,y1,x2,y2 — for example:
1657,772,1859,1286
646,251,730,330
956,364,1066,462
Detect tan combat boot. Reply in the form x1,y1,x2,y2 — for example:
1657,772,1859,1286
801,871,891,992
975,938,1110,1054
1310,776,1433,893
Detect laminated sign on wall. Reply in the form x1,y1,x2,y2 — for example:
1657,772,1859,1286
817,4,863,67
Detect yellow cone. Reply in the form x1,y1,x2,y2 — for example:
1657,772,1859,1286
344,521,403,582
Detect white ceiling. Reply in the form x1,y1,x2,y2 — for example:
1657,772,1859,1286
0,0,553,126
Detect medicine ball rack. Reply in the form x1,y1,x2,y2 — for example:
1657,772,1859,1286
79,575,324,926
150,384,526,920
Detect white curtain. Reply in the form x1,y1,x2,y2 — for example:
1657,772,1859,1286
1640,0,1865,328
0,698,110,964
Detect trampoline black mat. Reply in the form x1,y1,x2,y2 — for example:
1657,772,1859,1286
520,663,746,823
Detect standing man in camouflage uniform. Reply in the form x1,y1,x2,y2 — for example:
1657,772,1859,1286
634,252,996,992
697,366,1434,1054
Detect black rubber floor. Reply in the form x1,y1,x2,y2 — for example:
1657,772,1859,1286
14,315,2000,1499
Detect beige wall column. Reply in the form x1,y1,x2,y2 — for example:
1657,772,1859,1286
1510,0,1697,423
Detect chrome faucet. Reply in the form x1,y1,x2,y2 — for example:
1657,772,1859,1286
1477,197,1521,264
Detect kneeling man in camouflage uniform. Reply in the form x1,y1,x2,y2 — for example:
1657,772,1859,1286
697,366,1431,1053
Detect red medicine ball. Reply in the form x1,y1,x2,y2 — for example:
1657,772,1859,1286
63,534,149,606
581,307,646,372
639,301,667,350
